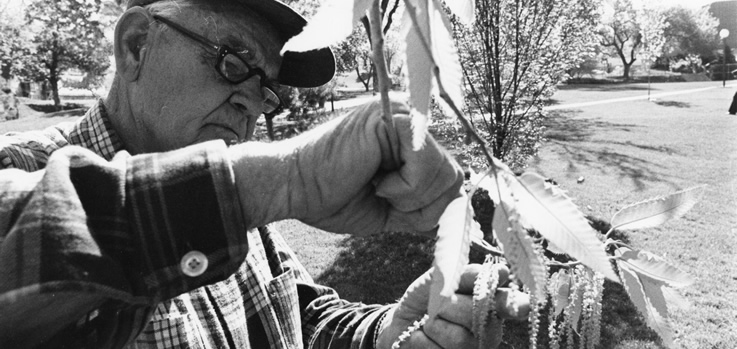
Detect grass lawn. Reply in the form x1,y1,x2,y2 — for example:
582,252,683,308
277,81,737,349
527,81,737,349
2,81,734,348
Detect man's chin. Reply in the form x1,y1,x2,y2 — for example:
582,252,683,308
196,125,241,146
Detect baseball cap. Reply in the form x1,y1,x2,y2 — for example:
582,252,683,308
127,0,335,88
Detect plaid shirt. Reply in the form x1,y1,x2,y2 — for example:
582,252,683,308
0,101,392,349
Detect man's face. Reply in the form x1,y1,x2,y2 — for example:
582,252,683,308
129,5,282,152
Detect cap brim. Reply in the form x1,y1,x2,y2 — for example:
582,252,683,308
128,0,336,88
237,0,335,88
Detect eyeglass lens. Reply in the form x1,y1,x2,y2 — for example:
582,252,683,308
218,53,280,114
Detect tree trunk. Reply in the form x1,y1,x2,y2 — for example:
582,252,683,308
50,46,61,110
623,63,632,80
355,65,372,92
372,63,378,93
50,77,61,111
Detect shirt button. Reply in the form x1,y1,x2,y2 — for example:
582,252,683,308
181,251,208,277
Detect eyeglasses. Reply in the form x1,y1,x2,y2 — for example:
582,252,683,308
153,15,282,116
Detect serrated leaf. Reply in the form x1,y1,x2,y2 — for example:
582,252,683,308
641,275,670,319
403,3,434,151
618,249,694,288
610,185,705,231
569,275,585,331
619,262,674,347
553,270,570,316
403,0,464,150
497,169,617,281
662,286,691,310
469,167,500,203
428,0,464,120
546,240,567,255
445,0,475,25
492,198,547,301
429,190,472,317
281,0,372,54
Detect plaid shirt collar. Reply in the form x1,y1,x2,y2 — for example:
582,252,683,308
67,100,125,161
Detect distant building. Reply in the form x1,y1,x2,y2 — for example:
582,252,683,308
709,0,737,48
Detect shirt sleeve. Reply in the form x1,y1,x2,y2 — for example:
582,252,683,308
299,284,395,349
0,140,249,347
260,225,395,349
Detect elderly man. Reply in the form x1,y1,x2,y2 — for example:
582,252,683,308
0,0,524,348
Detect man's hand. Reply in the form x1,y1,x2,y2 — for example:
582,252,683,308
230,97,464,235
376,264,530,349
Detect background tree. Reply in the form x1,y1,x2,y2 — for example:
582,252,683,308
597,0,637,80
334,28,375,91
360,0,401,92
1,26,26,84
597,0,669,80
454,0,600,168
22,0,112,109
0,6,34,89
661,6,719,69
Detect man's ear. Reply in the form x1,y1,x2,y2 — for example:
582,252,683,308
114,7,152,82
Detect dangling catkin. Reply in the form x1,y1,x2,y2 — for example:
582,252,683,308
548,276,562,349
472,256,502,349
528,286,541,349
589,272,604,349
563,269,581,349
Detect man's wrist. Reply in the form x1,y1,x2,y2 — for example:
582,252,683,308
376,307,409,349
228,141,296,228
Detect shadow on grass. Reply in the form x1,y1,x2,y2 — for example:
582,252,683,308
557,84,652,92
544,110,638,143
314,216,660,349
42,108,87,118
653,100,691,108
314,232,435,304
27,102,87,114
540,110,678,190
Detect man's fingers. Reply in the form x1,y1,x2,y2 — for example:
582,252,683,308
423,315,476,349
434,294,473,330
384,182,464,233
395,270,433,320
376,114,464,211
457,264,511,294
455,264,529,320
495,289,530,320
398,326,442,349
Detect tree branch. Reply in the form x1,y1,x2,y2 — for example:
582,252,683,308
403,0,495,165
369,0,400,160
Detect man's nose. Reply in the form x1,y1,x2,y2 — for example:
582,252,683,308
229,77,266,116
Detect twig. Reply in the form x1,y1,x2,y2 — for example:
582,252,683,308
369,0,402,164
402,0,494,165
546,260,582,268
471,236,504,256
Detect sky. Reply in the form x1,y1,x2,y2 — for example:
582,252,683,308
0,0,730,22
0,0,729,10
657,0,719,8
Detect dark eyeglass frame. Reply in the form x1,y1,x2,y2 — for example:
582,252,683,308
153,15,282,117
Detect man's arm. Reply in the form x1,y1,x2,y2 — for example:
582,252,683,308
0,141,249,347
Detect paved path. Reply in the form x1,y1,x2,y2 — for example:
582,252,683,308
334,83,737,113
545,82,737,110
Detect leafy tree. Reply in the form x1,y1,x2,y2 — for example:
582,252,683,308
661,6,719,64
1,7,33,87
359,0,402,92
1,26,25,83
257,0,707,347
597,0,668,80
454,0,600,168
637,4,667,71
334,27,375,91
22,0,112,109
